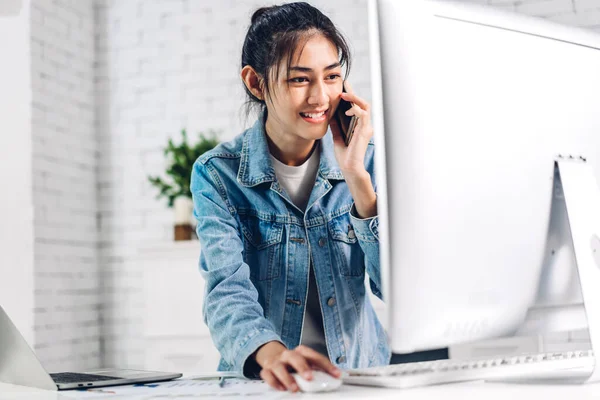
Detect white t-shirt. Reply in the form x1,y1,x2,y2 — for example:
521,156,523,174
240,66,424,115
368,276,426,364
269,143,329,358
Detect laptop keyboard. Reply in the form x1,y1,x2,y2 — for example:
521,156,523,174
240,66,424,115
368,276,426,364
50,372,121,384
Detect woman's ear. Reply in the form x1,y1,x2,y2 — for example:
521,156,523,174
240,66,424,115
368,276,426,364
241,66,265,101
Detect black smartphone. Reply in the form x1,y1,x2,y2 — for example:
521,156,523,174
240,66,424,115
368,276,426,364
334,84,358,146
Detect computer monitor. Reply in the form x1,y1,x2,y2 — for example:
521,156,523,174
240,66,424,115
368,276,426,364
368,0,600,354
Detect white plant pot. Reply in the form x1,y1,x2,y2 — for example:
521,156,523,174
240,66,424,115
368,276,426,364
174,196,193,225
173,196,194,241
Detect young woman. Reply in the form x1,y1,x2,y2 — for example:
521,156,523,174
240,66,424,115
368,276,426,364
190,2,389,392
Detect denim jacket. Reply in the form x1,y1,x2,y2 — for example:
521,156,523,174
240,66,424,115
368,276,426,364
190,113,391,377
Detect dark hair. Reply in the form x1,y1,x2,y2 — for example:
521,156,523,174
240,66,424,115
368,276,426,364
241,2,352,118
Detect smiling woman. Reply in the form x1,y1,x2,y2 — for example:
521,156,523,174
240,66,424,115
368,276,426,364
190,2,385,393
246,35,344,165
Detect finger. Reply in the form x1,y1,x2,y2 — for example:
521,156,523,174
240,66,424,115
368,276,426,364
271,362,299,392
346,107,372,135
295,346,342,377
343,81,370,111
281,351,313,380
341,91,369,111
349,119,374,146
260,368,286,391
345,104,367,118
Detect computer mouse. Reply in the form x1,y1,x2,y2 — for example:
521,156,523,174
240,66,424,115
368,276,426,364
291,370,343,393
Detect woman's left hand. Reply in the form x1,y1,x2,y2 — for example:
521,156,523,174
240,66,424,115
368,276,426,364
329,81,373,180
329,82,377,218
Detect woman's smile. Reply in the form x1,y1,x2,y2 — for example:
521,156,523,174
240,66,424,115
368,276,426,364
300,109,329,124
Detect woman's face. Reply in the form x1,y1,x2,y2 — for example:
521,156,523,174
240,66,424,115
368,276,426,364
265,34,344,142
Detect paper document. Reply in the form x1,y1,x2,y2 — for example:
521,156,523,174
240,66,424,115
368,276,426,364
58,378,286,399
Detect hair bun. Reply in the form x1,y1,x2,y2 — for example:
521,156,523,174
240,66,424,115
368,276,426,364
251,6,274,24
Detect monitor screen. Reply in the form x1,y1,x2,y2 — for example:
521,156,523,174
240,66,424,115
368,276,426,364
369,0,600,355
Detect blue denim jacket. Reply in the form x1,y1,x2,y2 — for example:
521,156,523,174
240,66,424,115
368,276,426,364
190,113,391,377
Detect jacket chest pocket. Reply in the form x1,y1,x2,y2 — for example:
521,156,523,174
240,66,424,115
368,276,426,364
328,212,365,277
240,216,284,281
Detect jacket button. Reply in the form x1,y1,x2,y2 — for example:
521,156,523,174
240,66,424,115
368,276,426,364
348,229,356,239
327,297,336,307
318,237,327,247
336,355,346,364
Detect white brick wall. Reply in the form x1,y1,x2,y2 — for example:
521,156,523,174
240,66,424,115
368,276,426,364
30,0,100,372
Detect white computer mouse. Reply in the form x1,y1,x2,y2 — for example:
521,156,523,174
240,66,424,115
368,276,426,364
291,370,343,393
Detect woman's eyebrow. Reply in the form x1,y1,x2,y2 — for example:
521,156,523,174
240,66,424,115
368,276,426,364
289,62,341,73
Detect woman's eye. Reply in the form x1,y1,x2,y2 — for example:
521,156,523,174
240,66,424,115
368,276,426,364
290,77,308,83
327,74,341,80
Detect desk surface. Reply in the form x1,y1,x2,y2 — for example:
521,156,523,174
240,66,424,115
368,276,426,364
2,380,600,399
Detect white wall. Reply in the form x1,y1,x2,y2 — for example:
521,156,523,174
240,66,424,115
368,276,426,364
0,0,35,347
29,0,99,372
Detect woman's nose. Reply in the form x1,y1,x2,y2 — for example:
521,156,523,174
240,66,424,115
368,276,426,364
307,82,328,106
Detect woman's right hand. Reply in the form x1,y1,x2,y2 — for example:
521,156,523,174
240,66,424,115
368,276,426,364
254,341,342,392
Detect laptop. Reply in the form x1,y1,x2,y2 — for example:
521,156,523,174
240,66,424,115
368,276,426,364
0,305,182,390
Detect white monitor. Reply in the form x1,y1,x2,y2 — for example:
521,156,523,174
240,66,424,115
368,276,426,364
368,0,600,354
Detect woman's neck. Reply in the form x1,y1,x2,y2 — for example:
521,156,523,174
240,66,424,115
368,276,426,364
265,118,317,167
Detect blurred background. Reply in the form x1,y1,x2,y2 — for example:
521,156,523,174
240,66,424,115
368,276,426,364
0,0,599,375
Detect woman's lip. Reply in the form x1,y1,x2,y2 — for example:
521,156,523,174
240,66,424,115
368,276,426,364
300,109,329,123
299,109,330,117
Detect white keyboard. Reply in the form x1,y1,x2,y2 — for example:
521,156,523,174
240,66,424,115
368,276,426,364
343,350,595,389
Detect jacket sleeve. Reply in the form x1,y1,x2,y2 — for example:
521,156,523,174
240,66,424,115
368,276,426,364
348,141,383,300
191,160,283,377
349,206,383,300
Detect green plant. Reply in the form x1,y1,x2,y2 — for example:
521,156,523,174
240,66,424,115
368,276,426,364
148,129,219,207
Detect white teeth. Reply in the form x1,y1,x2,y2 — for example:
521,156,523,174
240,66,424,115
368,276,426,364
302,111,325,119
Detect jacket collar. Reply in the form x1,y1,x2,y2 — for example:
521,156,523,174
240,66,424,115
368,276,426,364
237,111,344,187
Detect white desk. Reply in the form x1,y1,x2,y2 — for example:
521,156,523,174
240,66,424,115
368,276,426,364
2,380,600,399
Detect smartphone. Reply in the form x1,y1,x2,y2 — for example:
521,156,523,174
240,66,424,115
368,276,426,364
334,84,358,146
